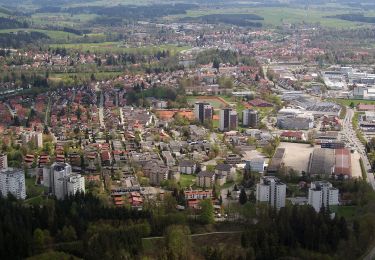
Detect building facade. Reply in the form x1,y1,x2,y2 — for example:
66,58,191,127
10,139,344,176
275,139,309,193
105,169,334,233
256,176,286,209
0,154,7,170
194,102,213,124
43,162,85,199
242,109,259,128
219,108,238,132
0,168,26,199
308,181,339,212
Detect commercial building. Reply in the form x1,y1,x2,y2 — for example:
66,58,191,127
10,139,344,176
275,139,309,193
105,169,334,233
43,162,85,199
242,109,258,128
0,168,26,199
308,181,339,212
256,176,286,209
194,102,213,124
0,154,7,170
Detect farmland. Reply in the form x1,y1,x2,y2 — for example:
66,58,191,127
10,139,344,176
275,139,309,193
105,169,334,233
49,42,189,54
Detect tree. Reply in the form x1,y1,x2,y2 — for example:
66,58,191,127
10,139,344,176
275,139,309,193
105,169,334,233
58,225,77,242
213,58,220,71
165,225,192,260
239,188,248,205
199,199,214,224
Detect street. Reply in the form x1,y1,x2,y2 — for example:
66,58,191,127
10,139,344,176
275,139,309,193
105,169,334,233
343,108,375,190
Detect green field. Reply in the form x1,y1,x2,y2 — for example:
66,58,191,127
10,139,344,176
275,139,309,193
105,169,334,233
0,28,82,41
49,42,189,54
187,96,228,109
31,13,99,27
167,6,375,29
333,98,375,106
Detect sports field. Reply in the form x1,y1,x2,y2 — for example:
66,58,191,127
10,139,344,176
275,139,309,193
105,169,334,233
187,96,230,109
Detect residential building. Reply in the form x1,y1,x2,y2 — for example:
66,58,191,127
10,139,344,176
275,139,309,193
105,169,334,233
194,102,213,124
184,189,213,208
178,160,196,174
308,181,339,212
196,171,215,188
149,166,169,186
0,168,26,199
219,108,238,132
256,176,286,209
22,131,43,148
215,163,235,181
242,109,259,128
43,162,85,199
0,154,7,170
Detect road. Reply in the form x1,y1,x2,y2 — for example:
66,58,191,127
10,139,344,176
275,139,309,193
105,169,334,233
44,97,51,125
343,108,375,190
142,231,243,240
98,91,104,128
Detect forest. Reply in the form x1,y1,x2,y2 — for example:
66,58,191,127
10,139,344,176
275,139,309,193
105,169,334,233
0,31,49,48
0,17,28,30
327,13,375,24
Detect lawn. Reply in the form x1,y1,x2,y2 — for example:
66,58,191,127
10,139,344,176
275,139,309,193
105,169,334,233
24,176,46,205
331,205,358,220
179,174,196,188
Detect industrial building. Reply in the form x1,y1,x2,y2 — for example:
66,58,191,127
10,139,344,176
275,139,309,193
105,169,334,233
334,149,351,178
267,148,285,173
308,148,352,178
308,148,335,177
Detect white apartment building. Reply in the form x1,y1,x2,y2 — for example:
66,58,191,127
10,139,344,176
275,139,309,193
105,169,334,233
0,154,7,170
256,176,286,209
43,162,85,200
22,131,43,148
194,102,213,124
219,108,238,132
0,168,26,199
308,181,339,212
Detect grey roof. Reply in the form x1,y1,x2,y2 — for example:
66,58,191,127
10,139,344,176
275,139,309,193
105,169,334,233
215,164,232,171
197,171,215,178
179,160,195,167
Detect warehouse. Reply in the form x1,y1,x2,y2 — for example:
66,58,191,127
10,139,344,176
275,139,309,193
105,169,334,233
267,148,285,173
308,148,335,177
334,149,352,178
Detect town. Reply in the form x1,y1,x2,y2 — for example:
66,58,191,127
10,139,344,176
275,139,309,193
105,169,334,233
1,0,375,259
